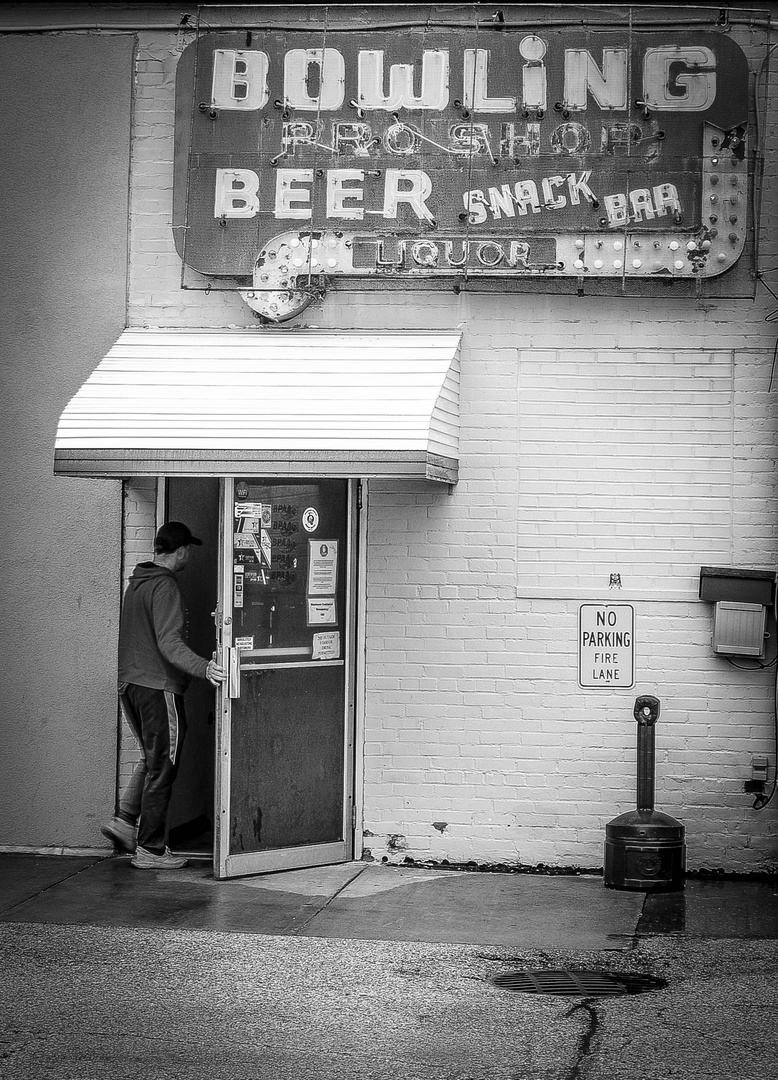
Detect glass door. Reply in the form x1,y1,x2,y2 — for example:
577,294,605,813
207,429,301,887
214,477,356,879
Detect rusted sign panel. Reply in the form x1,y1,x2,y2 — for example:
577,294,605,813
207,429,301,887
173,22,749,318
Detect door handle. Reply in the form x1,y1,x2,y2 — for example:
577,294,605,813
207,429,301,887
227,646,241,699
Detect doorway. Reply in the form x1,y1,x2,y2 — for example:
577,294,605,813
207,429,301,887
165,477,220,853
163,476,359,877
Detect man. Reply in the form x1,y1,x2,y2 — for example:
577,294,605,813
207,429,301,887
101,521,226,870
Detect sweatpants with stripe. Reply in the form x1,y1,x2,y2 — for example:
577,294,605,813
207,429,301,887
118,683,187,855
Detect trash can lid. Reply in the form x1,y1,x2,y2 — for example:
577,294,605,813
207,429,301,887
605,808,685,838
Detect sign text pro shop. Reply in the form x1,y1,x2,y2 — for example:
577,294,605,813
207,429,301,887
578,604,635,689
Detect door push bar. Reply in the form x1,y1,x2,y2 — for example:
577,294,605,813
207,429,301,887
227,646,241,699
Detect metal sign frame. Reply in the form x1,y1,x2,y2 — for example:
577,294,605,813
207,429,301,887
172,8,755,320
578,603,635,690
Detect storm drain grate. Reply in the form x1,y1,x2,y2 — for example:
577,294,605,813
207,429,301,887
491,969,667,997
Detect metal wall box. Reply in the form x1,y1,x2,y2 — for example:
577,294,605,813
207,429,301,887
699,567,776,607
712,602,767,658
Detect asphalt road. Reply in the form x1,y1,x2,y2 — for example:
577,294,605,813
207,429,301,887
2,920,777,1080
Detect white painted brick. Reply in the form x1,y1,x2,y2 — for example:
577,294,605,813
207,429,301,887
119,24,778,874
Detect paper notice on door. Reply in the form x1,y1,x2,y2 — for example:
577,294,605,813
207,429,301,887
312,631,340,661
307,597,337,626
307,540,338,595
234,636,254,650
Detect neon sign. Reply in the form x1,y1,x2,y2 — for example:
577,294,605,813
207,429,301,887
173,24,749,320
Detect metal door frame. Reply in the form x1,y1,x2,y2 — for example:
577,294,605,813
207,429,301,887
214,476,360,879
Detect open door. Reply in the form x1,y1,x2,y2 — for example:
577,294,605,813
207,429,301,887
214,477,357,878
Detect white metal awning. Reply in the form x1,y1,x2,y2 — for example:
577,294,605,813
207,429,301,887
54,329,461,483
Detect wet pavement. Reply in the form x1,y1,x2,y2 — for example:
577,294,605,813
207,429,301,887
2,854,777,944
1,854,777,1079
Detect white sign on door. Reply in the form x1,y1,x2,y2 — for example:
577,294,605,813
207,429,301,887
578,604,635,689
307,540,338,595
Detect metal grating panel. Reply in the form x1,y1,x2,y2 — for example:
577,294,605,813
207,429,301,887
491,969,667,997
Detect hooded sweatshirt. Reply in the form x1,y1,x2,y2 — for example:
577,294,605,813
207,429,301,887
118,563,209,694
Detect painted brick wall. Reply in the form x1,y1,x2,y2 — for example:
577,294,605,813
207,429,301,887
517,348,743,597
122,18,778,873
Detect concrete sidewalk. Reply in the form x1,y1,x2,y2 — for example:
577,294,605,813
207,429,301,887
1,853,777,946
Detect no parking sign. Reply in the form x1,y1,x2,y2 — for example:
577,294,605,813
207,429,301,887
578,604,634,689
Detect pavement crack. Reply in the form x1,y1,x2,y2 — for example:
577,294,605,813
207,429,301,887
563,998,600,1080
289,864,369,935
0,856,112,917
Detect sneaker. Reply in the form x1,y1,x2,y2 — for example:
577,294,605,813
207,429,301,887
131,846,188,870
100,816,138,853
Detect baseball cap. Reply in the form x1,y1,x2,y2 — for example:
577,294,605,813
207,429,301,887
154,521,203,554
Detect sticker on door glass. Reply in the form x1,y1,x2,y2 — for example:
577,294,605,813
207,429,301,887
234,636,254,650
233,565,244,608
302,507,319,533
235,502,271,526
260,530,272,566
312,631,340,661
307,541,338,595
251,530,272,568
274,503,298,521
307,598,337,626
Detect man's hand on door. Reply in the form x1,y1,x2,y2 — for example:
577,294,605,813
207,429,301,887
206,657,227,686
